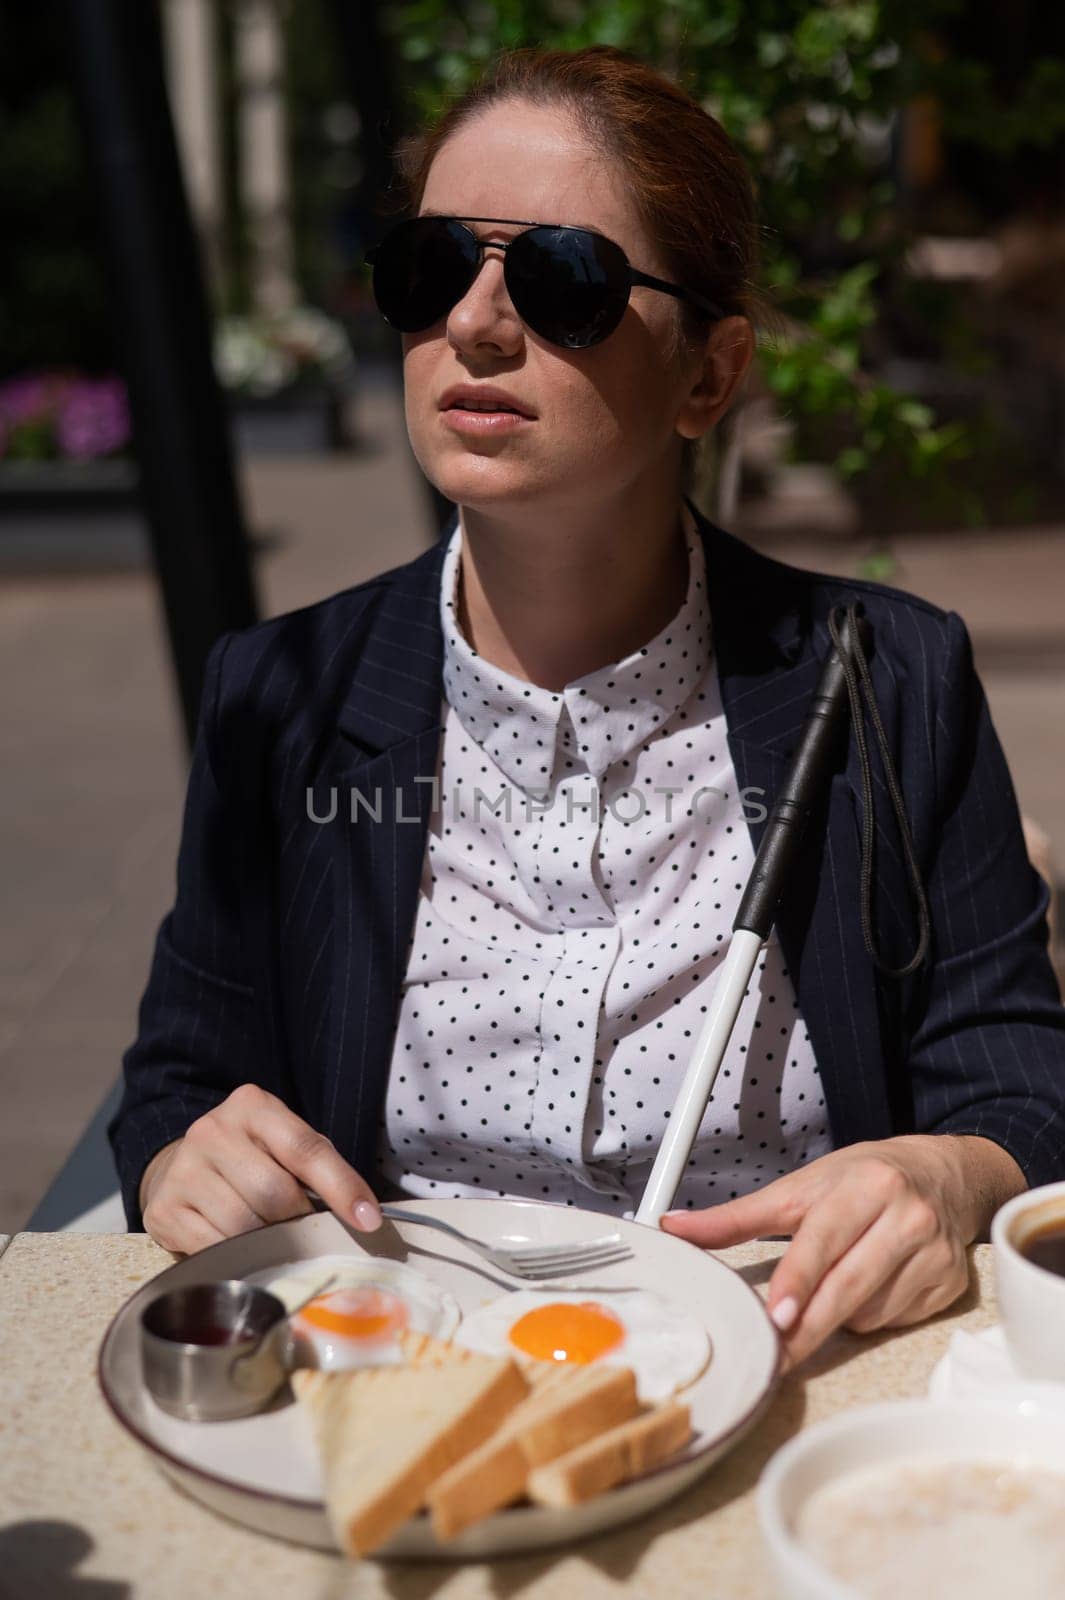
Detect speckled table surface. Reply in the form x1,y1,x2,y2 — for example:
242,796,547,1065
0,1234,997,1600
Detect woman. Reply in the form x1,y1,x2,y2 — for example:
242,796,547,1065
111,45,1065,1368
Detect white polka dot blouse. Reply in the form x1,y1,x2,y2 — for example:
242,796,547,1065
374,502,832,1216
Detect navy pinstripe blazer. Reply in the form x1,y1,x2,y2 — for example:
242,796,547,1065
110,499,1065,1227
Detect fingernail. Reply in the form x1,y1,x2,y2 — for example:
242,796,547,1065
770,1295,799,1332
353,1199,381,1232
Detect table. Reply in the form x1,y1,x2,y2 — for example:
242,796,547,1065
0,1234,998,1599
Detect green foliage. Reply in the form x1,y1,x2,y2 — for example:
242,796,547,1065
856,546,898,582
381,0,1065,519
758,260,973,499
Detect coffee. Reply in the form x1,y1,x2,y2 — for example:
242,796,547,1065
1018,1217,1065,1278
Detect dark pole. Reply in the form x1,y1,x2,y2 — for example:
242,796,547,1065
326,0,455,538
64,0,259,744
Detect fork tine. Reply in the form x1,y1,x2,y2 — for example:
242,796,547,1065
505,1246,632,1270
508,1257,633,1282
518,1247,633,1271
502,1234,623,1264
505,1246,634,1280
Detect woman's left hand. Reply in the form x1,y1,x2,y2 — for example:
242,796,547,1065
660,1134,1025,1368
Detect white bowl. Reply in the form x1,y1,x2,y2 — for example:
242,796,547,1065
992,1180,1065,1381
757,1398,1065,1600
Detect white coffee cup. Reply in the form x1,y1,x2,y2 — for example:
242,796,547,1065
992,1180,1065,1380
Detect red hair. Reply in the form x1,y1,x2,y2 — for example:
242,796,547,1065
384,44,764,492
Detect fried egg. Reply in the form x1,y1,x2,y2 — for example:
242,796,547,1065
259,1256,460,1371
453,1287,710,1403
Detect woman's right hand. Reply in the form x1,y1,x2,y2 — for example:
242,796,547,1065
139,1083,382,1255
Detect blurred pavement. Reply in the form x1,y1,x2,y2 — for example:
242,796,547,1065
2,374,1063,1229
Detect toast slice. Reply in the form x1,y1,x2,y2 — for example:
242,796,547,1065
396,1327,495,1367
525,1400,692,1508
516,1364,640,1468
427,1363,640,1539
291,1353,529,1555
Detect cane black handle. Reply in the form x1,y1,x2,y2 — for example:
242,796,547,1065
734,604,873,939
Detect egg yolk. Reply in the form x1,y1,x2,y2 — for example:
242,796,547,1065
508,1301,625,1365
298,1287,409,1343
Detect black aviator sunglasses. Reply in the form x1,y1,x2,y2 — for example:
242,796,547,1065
364,215,726,350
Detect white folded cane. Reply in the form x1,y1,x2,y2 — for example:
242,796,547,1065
634,605,873,1226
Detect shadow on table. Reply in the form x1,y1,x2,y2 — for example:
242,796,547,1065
0,1522,129,1599
570,1379,808,1590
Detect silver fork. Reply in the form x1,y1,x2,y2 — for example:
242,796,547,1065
379,1203,633,1281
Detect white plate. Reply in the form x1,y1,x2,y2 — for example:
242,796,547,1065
98,1199,780,1559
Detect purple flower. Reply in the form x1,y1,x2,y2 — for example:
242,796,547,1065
56,376,132,460
0,371,132,460
0,374,57,429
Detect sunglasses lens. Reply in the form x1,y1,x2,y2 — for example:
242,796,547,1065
508,227,630,348
367,218,632,348
369,218,478,333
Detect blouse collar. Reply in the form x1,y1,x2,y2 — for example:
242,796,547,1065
439,502,713,793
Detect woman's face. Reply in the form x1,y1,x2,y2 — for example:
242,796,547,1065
401,99,713,517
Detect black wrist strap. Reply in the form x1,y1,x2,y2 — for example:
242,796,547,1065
827,602,931,978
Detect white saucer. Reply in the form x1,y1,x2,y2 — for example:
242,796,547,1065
928,1323,1065,1419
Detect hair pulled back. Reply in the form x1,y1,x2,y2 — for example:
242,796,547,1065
384,45,763,495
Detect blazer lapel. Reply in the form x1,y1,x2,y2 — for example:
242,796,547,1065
316,523,453,1171
693,504,895,1145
